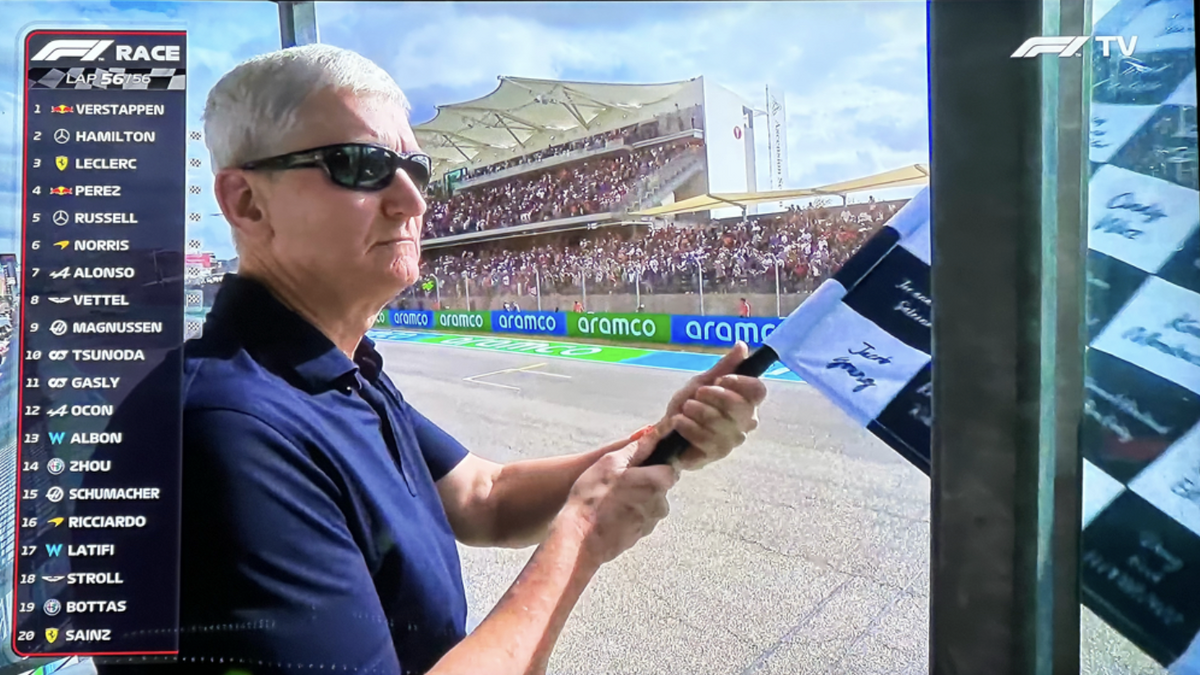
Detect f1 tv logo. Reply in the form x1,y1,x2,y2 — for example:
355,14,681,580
1011,36,1138,58
30,39,114,62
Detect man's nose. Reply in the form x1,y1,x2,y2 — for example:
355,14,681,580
382,168,427,220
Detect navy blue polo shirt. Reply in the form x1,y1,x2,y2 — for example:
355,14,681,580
163,274,469,673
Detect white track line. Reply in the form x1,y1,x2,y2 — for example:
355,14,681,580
462,362,571,390
463,366,523,390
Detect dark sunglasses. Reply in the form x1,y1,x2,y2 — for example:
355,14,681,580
240,143,432,192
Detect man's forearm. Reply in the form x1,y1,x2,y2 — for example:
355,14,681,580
429,514,600,675
488,434,638,548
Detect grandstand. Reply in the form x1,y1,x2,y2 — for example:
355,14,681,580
406,198,906,317
415,76,755,240
401,75,924,316
422,138,704,240
185,75,924,319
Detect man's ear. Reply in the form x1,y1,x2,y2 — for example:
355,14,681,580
213,169,272,247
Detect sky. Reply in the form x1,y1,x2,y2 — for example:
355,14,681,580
0,0,931,261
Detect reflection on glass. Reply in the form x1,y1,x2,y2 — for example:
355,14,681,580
322,1,933,673
0,0,938,671
0,1,280,671
1080,0,1198,673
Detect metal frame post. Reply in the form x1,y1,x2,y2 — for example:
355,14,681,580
1039,1,1089,671
774,260,781,317
928,0,1086,673
276,1,319,49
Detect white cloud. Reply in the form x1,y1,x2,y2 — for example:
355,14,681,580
319,0,929,190
393,14,627,92
772,5,928,187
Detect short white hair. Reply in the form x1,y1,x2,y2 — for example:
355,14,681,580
202,43,411,172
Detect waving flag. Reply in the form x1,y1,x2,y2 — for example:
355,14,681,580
764,187,932,471
646,189,932,469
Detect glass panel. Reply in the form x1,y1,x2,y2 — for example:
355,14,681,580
0,1,280,671
1080,0,1197,672
320,1,933,673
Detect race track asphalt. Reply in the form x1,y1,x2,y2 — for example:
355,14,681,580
375,335,1165,675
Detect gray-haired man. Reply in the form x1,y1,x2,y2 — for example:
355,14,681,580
112,44,764,675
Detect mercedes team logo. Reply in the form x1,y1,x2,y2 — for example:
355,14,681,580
53,129,70,145
53,210,69,226
47,458,65,475
43,599,61,616
49,320,68,336
46,486,64,503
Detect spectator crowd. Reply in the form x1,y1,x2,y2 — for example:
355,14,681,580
423,138,702,239
454,103,704,182
413,198,904,304
408,105,904,309
458,129,626,181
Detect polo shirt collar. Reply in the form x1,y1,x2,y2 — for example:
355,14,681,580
205,273,384,392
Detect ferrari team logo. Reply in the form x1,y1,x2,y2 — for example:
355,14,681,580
50,186,71,196
55,156,67,171
45,627,58,643
51,104,73,114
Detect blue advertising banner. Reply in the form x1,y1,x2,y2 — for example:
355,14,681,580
489,311,569,336
389,310,435,329
670,315,787,348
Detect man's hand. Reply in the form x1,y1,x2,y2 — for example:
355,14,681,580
559,427,678,565
655,341,767,470
438,430,676,675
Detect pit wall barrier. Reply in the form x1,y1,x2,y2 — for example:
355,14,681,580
384,310,787,349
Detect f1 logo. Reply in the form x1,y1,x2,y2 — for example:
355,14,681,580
30,39,114,62
1011,36,1138,58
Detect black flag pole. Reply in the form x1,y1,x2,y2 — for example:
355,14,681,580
641,345,779,466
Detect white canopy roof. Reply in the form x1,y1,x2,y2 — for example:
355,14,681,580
414,76,698,177
632,165,931,217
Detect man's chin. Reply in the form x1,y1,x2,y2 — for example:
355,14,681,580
386,257,419,284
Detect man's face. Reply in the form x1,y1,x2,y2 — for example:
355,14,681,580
249,88,425,304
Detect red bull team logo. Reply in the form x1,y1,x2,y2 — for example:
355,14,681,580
51,104,73,114
50,186,71,196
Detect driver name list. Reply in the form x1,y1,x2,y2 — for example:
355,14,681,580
13,29,187,658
